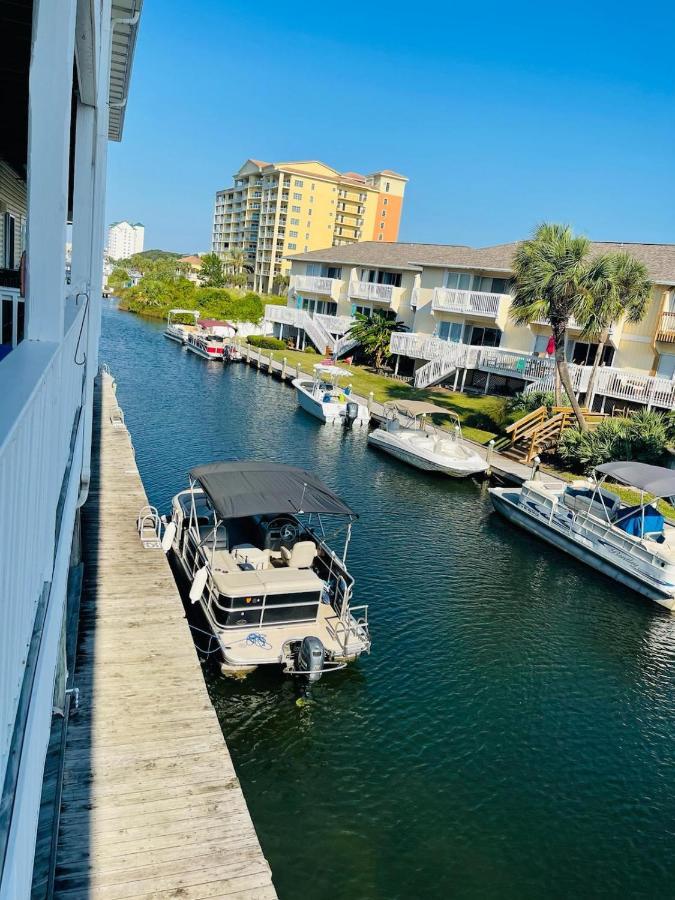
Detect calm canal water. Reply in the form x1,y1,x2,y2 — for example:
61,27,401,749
102,303,675,900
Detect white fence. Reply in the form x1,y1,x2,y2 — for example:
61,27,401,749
432,288,505,317
0,301,86,806
291,275,337,297
349,281,395,303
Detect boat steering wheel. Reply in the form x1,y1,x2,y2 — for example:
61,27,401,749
267,518,298,545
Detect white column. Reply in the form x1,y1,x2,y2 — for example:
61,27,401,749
70,102,96,297
25,0,78,341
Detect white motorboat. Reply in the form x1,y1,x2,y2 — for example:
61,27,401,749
490,461,675,609
164,308,200,344
368,400,488,478
165,461,371,679
292,363,369,426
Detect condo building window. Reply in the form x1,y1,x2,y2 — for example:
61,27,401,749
380,222,385,230
360,269,402,287
288,243,296,249
294,180,304,187
469,326,501,348
378,235,383,241
438,321,463,343
309,196,314,203
292,205,301,212
381,210,386,217
293,192,302,200
385,182,390,192
657,353,675,379
383,198,388,206
289,231,298,237
359,193,367,202
444,272,509,294
290,218,299,225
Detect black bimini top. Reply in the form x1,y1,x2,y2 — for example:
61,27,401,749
189,461,357,520
596,461,675,499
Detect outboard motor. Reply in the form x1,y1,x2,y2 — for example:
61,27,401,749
297,636,325,683
343,401,360,429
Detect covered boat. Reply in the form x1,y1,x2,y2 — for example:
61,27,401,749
368,400,488,477
164,308,200,344
166,461,371,679
489,461,675,608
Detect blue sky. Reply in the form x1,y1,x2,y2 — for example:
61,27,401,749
107,0,675,253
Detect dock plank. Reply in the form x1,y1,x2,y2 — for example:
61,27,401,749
53,374,276,898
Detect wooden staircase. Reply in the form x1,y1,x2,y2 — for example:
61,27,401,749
505,406,606,463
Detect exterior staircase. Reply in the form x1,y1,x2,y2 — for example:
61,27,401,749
505,405,606,463
414,342,467,388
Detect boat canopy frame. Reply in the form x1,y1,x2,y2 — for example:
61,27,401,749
383,400,461,435
576,461,675,533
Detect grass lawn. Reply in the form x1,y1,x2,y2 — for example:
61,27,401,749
244,345,513,444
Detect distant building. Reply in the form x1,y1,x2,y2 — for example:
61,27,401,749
107,220,144,260
211,159,408,294
178,254,204,284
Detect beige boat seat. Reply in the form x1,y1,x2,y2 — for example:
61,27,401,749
203,546,239,573
280,540,317,569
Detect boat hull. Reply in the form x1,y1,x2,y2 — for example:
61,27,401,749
186,342,223,361
164,329,185,344
368,429,488,478
490,487,675,609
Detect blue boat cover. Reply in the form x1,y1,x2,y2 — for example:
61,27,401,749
615,504,664,537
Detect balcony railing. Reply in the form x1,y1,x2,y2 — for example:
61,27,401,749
292,275,337,297
432,288,505,317
349,281,395,303
657,311,675,343
314,313,355,335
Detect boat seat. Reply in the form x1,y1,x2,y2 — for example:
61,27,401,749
203,547,239,573
280,540,317,569
231,544,271,570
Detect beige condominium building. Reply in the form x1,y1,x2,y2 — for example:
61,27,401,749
211,159,407,294
263,240,675,413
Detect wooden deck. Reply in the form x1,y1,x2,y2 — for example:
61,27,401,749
53,373,276,899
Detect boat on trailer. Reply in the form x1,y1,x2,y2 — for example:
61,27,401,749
164,308,200,344
368,400,488,478
292,363,369,426
490,461,675,609
165,461,371,680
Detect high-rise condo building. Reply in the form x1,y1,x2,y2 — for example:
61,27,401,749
211,159,407,294
107,220,145,260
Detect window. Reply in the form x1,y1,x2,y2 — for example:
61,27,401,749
353,304,372,316
309,196,314,203
438,321,463,343
379,222,385,230
383,198,388,206
308,209,312,215
311,183,315,190
288,243,297,250
567,341,614,367
289,231,298,237
294,179,304,187
293,192,302,200
469,326,501,348
385,181,390,192
533,334,550,355
381,210,386,217
3,212,16,268
305,233,310,239
292,205,301,212
657,353,675,379
290,218,299,225
378,234,383,241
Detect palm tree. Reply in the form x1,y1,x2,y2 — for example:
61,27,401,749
510,224,616,431
347,312,405,372
225,250,246,276
580,252,651,403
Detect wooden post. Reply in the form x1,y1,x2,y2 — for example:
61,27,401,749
25,0,78,341
486,439,495,475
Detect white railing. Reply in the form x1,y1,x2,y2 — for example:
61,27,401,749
314,313,355,335
478,348,556,381
414,343,478,388
264,303,303,327
594,367,675,410
292,274,337,297
432,288,505,317
390,332,449,361
0,301,86,795
263,304,335,353
334,332,360,359
349,281,395,303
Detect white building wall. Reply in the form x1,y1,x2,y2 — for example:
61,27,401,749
106,220,144,260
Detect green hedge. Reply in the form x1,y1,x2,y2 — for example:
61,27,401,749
558,410,671,473
246,335,286,350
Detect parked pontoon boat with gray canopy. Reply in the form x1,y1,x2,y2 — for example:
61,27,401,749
490,461,675,608
165,461,371,679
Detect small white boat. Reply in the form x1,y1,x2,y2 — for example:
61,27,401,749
368,400,488,477
490,461,675,609
186,330,225,360
292,363,369,426
164,308,200,344
166,460,371,680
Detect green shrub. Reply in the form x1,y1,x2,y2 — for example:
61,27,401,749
557,410,669,473
303,346,319,354
507,388,569,413
246,335,285,350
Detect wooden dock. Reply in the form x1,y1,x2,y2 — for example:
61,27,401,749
53,373,277,899
238,344,563,487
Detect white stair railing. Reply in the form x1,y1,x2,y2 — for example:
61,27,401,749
414,342,473,388
301,313,334,354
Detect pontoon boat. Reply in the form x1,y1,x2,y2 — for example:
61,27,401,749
490,461,675,608
186,330,225,360
164,308,200,344
165,461,371,679
368,400,488,477
292,363,369,426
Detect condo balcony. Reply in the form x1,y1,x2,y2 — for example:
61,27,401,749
292,274,338,299
349,280,400,305
656,311,675,343
432,287,508,319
